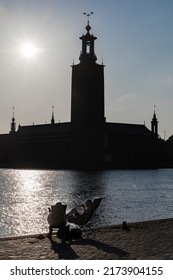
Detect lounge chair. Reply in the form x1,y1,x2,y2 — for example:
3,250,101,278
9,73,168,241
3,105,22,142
68,197,102,238
47,202,67,239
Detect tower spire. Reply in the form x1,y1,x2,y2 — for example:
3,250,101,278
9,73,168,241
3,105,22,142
151,105,158,136
10,106,16,133
79,12,97,63
51,106,55,124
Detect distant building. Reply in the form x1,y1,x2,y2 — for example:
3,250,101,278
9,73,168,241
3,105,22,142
0,20,165,169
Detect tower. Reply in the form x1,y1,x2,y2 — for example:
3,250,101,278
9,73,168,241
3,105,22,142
71,14,105,168
151,107,158,136
71,15,105,126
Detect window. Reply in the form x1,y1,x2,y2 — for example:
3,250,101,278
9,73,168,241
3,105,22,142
86,42,90,54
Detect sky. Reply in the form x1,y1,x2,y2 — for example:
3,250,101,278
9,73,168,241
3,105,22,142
0,0,173,139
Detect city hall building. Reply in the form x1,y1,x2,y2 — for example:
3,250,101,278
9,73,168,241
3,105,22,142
0,20,160,169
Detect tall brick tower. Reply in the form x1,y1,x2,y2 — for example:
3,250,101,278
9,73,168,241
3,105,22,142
71,18,105,126
71,15,105,168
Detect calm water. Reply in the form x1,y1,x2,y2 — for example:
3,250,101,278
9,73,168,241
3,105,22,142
0,168,173,237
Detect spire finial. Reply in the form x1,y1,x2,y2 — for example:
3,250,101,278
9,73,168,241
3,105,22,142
12,106,15,123
83,12,94,25
153,105,157,119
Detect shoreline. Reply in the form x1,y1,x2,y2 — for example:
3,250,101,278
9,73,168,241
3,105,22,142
0,217,172,240
0,217,171,239
0,218,173,259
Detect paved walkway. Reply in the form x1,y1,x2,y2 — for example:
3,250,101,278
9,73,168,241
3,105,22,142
0,219,173,259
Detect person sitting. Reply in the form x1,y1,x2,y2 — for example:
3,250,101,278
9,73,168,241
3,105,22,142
47,202,67,239
66,199,93,224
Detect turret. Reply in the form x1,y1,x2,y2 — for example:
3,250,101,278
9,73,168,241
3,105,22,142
151,107,158,136
51,106,55,124
79,19,97,64
10,107,16,134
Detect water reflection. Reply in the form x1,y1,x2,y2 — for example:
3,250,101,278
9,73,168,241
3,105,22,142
0,169,106,237
0,168,173,237
0,170,49,236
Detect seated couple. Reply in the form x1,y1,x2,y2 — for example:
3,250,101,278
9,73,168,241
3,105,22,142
47,200,93,238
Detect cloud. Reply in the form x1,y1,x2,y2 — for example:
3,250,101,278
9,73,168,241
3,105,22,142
116,92,136,105
106,92,137,120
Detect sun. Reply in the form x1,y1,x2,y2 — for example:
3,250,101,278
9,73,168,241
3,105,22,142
20,42,40,59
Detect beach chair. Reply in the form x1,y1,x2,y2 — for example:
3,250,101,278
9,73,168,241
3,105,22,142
47,203,67,239
68,198,102,238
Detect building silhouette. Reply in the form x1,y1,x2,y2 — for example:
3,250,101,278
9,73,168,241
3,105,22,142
0,19,167,170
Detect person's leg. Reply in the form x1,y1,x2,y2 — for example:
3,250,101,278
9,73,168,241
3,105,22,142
66,208,80,221
68,214,83,224
48,225,53,239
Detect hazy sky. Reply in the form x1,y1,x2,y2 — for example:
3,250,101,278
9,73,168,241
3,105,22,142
0,0,173,139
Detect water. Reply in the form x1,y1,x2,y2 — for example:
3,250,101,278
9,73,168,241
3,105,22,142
0,168,173,238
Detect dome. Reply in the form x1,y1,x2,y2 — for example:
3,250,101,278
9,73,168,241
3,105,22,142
86,23,91,32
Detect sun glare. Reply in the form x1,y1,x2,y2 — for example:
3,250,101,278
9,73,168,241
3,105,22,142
20,42,40,59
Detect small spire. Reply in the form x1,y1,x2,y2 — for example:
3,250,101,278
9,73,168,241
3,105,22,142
51,106,55,124
152,105,157,120
12,106,15,120
151,105,158,136
10,106,16,133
